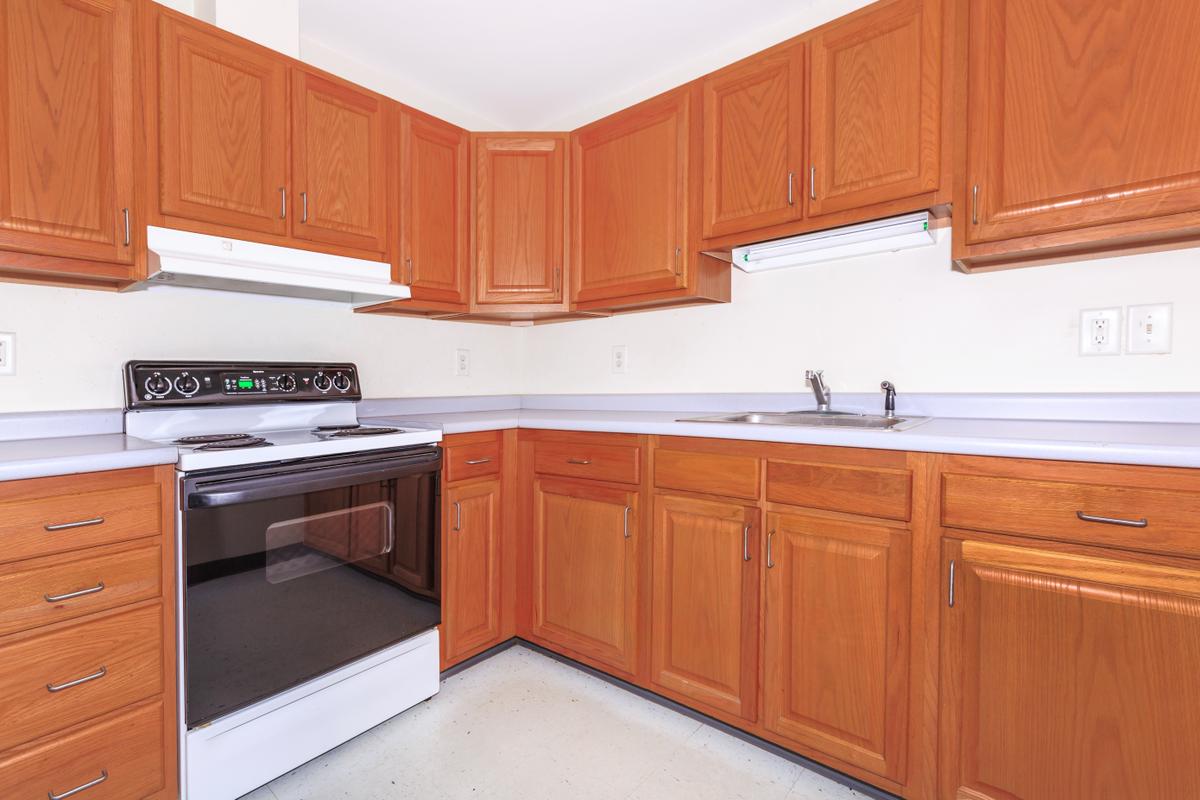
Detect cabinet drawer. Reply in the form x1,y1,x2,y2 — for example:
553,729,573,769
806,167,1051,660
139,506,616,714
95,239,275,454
0,483,161,565
444,439,501,483
534,441,640,485
0,604,163,752
0,542,162,637
0,699,164,800
766,460,911,521
654,449,760,500
942,473,1200,557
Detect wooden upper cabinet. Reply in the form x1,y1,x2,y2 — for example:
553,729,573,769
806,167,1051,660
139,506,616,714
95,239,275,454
961,0,1200,250
155,10,288,237
290,68,388,254
400,110,469,305
442,478,503,668
0,0,135,264
808,0,942,217
571,87,692,305
942,537,1200,799
473,135,567,307
702,45,804,238
763,511,910,783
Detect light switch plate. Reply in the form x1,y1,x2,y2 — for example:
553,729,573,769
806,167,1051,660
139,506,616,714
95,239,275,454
1079,308,1121,356
1127,303,1172,354
0,332,13,375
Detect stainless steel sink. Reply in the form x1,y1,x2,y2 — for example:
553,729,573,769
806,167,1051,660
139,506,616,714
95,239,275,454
682,411,929,431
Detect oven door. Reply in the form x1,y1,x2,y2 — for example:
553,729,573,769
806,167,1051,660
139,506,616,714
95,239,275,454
181,445,441,728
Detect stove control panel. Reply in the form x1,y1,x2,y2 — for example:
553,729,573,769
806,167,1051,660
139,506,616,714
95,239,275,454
125,362,361,408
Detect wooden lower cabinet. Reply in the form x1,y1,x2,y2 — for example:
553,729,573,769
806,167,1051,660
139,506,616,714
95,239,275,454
441,478,503,667
941,535,1200,800
531,477,640,675
650,494,758,720
762,510,911,783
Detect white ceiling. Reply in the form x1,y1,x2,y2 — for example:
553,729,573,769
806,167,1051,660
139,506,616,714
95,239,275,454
297,0,872,131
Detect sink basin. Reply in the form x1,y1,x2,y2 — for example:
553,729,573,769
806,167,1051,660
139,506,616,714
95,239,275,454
683,411,929,431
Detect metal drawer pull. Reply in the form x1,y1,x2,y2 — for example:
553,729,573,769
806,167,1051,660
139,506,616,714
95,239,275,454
453,501,462,532
742,524,752,562
566,458,591,465
44,517,105,532
766,530,776,568
48,770,108,800
465,458,491,465
1076,511,1148,528
46,666,107,693
45,582,105,603
623,506,632,539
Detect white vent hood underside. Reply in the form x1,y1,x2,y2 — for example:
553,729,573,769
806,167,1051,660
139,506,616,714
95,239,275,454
130,226,410,307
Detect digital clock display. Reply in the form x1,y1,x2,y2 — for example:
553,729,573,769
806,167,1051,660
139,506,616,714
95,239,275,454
237,378,255,390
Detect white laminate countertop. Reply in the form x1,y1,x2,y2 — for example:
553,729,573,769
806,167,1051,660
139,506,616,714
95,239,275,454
0,433,179,482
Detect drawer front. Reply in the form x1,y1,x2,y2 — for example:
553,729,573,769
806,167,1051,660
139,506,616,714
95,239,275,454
534,441,640,485
0,604,163,752
943,473,1200,556
0,483,161,565
0,699,164,800
654,449,760,500
445,440,501,483
767,460,912,521
0,542,162,637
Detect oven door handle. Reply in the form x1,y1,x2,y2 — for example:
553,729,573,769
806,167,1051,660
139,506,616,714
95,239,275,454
187,454,441,509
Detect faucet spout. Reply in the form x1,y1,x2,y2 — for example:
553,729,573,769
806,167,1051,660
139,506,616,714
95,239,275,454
805,370,831,412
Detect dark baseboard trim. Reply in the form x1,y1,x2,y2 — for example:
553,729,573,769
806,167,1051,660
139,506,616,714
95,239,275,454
439,637,522,679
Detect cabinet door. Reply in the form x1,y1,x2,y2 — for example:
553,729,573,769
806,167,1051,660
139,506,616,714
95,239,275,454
156,11,288,236
702,45,803,238
571,88,690,305
965,0,1200,245
808,0,941,217
763,511,910,782
291,69,388,254
400,110,469,305
0,0,135,263
474,135,566,306
442,479,502,667
942,537,1200,800
532,478,639,675
651,494,758,720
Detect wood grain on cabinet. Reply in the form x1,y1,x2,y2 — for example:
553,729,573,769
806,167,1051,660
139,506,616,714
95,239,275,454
533,439,641,485
442,478,503,668
763,510,910,782
444,436,502,484
808,0,941,216
941,536,1200,799
701,45,804,238
767,459,912,521
0,0,136,269
653,448,760,501
651,494,758,720
474,134,568,307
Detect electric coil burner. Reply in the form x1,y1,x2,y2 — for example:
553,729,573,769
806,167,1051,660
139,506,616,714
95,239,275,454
194,436,272,450
321,426,403,437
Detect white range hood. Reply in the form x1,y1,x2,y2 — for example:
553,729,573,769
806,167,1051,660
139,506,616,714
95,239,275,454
130,226,410,307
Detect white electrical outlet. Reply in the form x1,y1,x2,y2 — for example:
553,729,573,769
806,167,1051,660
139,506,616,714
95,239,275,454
1127,303,1173,355
0,332,13,375
611,345,628,374
455,348,470,376
1079,308,1122,356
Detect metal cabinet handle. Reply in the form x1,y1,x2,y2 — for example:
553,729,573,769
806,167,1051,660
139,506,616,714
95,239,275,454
553,267,561,295
809,166,816,201
566,458,591,465
1076,511,1148,528
45,582,105,603
300,191,309,223
971,184,979,225
453,501,462,532
623,506,632,539
121,208,130,246
279,187,287,219
948,559,956,607
47,666,107,693
787,171,794,206
48,770,108,800
674,246,683,276
465,458,491,465
766,530,776,568
742,524,752,562
44,517,104,532
405,257,414,284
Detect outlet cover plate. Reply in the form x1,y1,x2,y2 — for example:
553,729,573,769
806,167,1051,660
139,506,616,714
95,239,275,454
0,332,13,375
611,345,628,374
1080,308,1121,356
1127,303,1173,355
455,348,470,376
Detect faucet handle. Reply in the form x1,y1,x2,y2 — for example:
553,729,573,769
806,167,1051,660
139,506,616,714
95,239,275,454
805,369,823,383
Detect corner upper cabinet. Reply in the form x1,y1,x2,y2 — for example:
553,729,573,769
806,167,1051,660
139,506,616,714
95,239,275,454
473,135,567,308
955,0,1200,269
702,45,804,238
808,0,942,217
0,0,136,277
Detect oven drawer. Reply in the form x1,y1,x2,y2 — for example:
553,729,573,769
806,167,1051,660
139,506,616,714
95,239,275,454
0,542,162,637
534,441,640,485
0,699,165,800
0,483,162,566
445,438,501,483
0,604,162,752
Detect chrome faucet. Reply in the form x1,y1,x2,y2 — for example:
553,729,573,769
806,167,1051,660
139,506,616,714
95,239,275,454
805,370,831,412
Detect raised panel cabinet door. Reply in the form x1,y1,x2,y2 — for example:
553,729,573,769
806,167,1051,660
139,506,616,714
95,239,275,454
941,538,1200,800
0,0,135,263
651,495,759,720
808,0,941,217
763,512,910,782
474,135,566,306
571,88,690,304
156,11,288,236
702,45,804,238
532,478,639,674
291,68,388,253
401,110,469,305
442,479,502,667
965,0,1200,244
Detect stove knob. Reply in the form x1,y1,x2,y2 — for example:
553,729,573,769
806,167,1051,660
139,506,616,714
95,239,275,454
277,374,297,393
332,372,351,392
174,374,200,396
144,372,171,397
313,373,332,392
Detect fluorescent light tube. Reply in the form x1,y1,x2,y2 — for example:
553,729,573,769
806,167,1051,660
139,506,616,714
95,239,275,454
732,211,934,272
